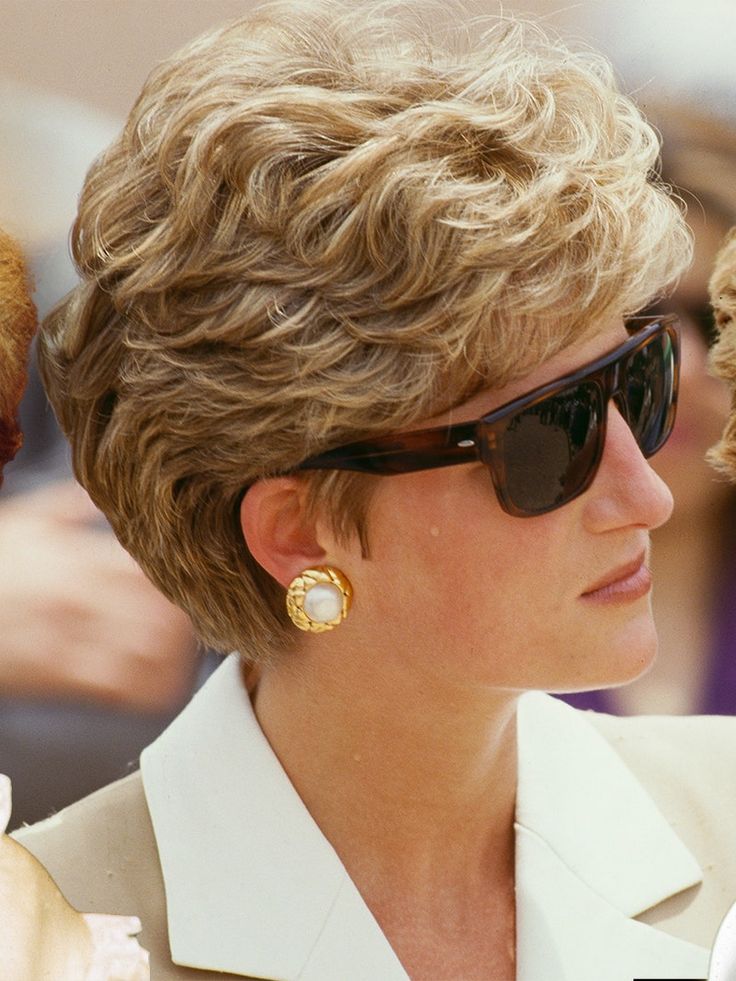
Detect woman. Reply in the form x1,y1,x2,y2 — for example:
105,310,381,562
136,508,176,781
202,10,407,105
15,4,736,978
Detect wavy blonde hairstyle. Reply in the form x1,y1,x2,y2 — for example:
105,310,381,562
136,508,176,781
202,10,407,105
39,1,691,661
0,231,36,481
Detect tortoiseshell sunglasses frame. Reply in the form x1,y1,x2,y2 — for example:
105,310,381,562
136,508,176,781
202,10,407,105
297,316,680,517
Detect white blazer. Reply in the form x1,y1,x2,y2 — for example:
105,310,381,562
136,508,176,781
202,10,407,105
16,653,736,979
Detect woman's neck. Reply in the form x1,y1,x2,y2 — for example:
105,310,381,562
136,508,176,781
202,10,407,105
252,645,518,978
253,647,518,887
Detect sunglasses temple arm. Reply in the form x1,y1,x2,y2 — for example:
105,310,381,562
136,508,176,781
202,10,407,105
298,421,481,475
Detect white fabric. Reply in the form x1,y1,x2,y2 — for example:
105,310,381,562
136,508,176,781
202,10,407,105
141,655,710,980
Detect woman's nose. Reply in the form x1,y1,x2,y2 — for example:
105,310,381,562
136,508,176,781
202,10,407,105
582,403,674,533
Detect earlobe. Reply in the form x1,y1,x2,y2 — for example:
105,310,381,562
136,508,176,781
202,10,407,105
239,477,326,588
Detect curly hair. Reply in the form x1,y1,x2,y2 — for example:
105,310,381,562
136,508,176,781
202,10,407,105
38,1,692,662
0,231,36,481
708,229,736,477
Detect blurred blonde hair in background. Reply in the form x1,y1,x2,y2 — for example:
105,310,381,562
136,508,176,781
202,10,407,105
0,231,36,468
709,231,736,476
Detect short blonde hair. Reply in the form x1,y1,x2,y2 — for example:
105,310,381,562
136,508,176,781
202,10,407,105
0,230,36,478
39,1,691,662
708,229,736,476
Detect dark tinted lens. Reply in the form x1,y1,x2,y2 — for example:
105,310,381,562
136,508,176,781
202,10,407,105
622,332,673,456
501,382,603,514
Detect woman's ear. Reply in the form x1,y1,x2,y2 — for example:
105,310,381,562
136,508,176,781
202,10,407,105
240,477,326,588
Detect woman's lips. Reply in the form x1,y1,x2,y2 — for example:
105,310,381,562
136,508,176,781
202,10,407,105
580,553,651,604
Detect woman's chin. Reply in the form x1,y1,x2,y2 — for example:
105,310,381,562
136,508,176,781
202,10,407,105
549,615,659,695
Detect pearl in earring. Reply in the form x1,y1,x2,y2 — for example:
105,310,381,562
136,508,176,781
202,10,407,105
286,566,353,632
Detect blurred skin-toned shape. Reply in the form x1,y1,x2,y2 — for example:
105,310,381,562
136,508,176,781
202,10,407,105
0,480,199,711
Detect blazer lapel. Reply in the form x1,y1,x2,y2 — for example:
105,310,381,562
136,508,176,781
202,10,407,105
515,692,710,981
141,654,408,980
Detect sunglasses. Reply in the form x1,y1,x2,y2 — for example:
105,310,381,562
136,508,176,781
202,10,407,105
298,316,680,518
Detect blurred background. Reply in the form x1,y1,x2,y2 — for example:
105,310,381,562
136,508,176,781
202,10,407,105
1,0,733,121
1,0,734,828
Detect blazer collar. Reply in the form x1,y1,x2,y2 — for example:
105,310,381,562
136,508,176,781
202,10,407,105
141,654,407,979
141,657,709,979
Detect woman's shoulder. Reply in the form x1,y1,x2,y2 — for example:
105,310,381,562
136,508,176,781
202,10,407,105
587,709,736,797
586,708,736,938
586,709,736,833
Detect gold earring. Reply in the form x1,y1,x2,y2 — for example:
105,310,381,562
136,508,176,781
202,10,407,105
286,566,353,633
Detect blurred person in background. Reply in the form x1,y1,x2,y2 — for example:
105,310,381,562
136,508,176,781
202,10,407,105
0,83,207,829
700,222,736,981
0,227,36,481
709,229,736,471
0,226,148,981
564,106,736,716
